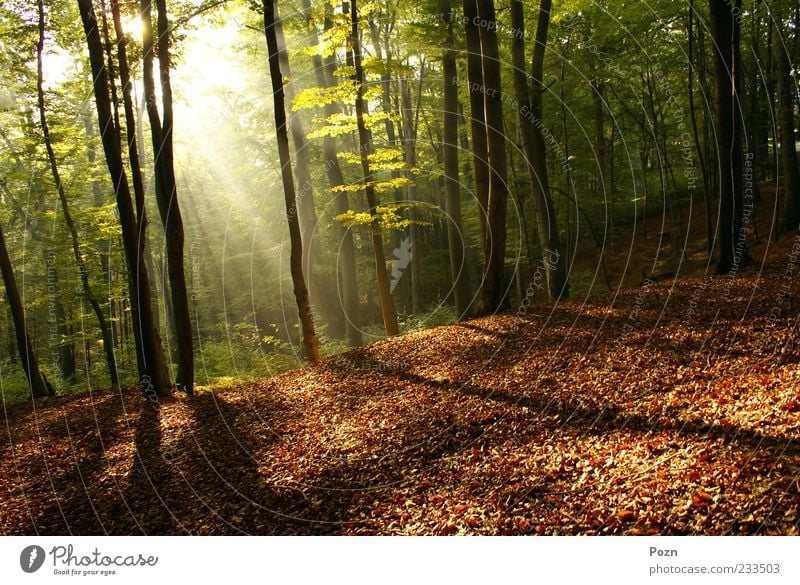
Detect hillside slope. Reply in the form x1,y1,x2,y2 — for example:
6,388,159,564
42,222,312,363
1,235,799,535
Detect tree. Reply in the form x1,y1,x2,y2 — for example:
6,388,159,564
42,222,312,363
299,0,362,346
261,0,320,363
474,0,509,314
773,11,800,232
77,0,171,397
349,0,398,336
709,0,748,273
0,218,53,399
439,0,470,316
510,0,568,300
462,0,489,244
140,0,194,394
36,0,119,390
688,0,714,255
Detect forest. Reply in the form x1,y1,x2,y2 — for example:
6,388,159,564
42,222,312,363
0,0,799,536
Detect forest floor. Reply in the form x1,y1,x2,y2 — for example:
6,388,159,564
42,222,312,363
2,218,800,534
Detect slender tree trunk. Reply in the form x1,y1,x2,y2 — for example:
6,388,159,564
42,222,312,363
696,23,717,211
5,308,17,364
774,17,800,231
78,0,171,396
300,0,362,345
369,14,421,316
140,0,194,393
592,78,607,202
0,221,53,398
45,256,75,385
558,38,576,257
262,0,320,363
108,0,156,374
349,0,398,336
110,0,148,225
82,110,120,349
273,9,327,322
37,0,120,390
400,74,423,315
98,0,122,151
439,0,470,317
475,0,509,315
462,0,489,245
709,0,748,273
510,0,568,300
689,0,714,255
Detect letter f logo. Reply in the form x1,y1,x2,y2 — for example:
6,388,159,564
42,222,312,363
20,545,46,573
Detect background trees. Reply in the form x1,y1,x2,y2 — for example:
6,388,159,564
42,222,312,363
0,0,798,400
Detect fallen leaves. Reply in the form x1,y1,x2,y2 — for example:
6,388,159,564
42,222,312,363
2,241,800,535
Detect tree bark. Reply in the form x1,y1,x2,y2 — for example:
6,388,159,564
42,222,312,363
400,74,423,315
439,0,470,316
37,0,120,390
0,220,53,398
688,0,714,255
349,0,398,336
709,0,748,273
462,0,489,245
78,0,171,396
273,8,326,319
773,16,800,231
262,0,320,363
140,0,194,393
510,0,568,300
300,0,362,345
475,0,509,315
592,78,606,202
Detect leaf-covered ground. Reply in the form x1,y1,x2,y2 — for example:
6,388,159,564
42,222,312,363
2,238,800,535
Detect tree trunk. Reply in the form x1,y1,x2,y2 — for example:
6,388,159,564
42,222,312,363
688,0,714,255
709,0,748,273
82,110,120,349
273,9,328,324
37,0,120,390
510,0,568,300
369,12,421,316
262,0,320,363
140,0,194,393
475,0,509,315
301,0,362,346
462,0,490,245
439,0,470,317
400,74,423,315
592,78,606,202
349,0,398,336
78,0,171,397
774,17,800,231
0,221,53,399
